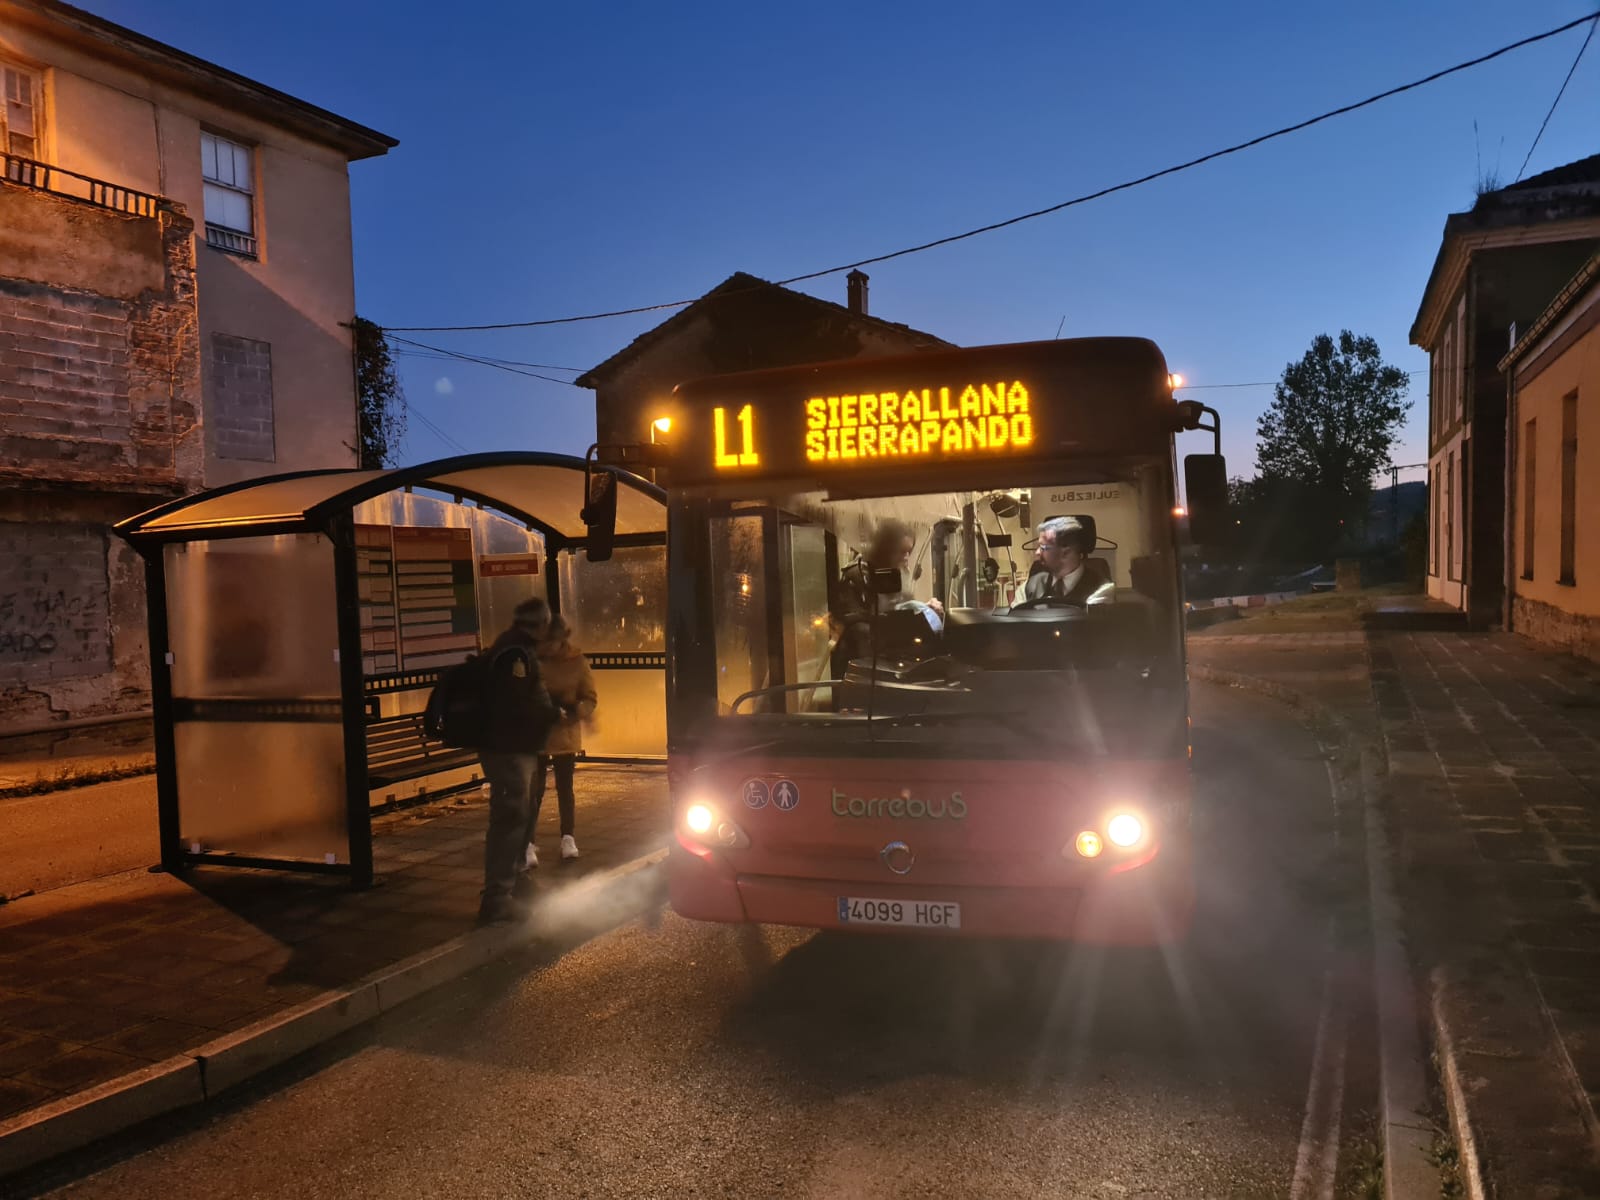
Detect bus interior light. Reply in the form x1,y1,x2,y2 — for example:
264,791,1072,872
1107,812,1144,848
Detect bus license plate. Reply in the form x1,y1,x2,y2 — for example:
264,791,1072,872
837,896,961,930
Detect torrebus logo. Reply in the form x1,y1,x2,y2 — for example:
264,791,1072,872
830,788,969,820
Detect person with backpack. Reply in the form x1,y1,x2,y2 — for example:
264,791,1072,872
522,613,598,866
474,597,562,924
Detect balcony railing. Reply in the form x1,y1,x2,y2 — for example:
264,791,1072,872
2,151,161,218
205,223,257,257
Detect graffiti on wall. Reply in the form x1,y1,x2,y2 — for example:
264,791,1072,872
0,526,111,683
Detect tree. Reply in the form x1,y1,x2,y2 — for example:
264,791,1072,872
1255,331,1409,557
352,317,408,468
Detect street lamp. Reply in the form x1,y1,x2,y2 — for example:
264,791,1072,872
650,416,672,443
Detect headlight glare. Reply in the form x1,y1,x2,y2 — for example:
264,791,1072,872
1107,812,1144,847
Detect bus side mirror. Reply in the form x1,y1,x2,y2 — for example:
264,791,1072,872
1184,454,1229,547
869,566,903,595
581,466,618,562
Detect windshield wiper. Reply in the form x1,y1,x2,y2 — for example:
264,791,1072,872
729,681,841,714
863,708,1044,735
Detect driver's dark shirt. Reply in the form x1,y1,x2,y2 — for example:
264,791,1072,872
1024,567,1113,605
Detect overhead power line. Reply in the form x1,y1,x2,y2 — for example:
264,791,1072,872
387,335,585,386
402,396,469,454
1515,13,1598,181
382,13,1599,335
390,344,585,373
1179,370,1426,391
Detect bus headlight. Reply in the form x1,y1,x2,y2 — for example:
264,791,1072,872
1107,812,1144,848
681,801,749,849
1073,830,1103,858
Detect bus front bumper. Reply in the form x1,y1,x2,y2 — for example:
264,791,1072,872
667,843,1193,945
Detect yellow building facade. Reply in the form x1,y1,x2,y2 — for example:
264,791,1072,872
1504,253,1600,660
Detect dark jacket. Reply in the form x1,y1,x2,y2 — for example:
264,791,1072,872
479,627,562,755
1023,561,1116,605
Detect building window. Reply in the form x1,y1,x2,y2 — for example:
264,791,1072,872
1429,353,1440,445
1,60,41,160
1446,451,1457,582
201,132,257,257
1560,392,1577,586
1430,466,1439,575
1453,296,1468,422
1440,321,1455,428
1523,419,1536,581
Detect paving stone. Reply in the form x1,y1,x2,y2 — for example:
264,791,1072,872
0,1076,53,1120
16,1045,145,1093
0,1032,77,1076
0,771,667,1133
93,1018,212,1062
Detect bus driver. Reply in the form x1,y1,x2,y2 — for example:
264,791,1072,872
1023,515,1115,605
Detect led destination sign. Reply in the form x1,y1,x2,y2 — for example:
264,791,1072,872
803,381,1033,464
673,339,1174,485
709,379,1035,473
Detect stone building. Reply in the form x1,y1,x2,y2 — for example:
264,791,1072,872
578,270,951,450
1411,154,1600,626
0,0,395,729
1501,250,1600,659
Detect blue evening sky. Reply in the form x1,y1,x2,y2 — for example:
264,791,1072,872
91,1,1600,478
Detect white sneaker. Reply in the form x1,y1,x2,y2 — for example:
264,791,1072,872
523,843,539,870
560,835,580,861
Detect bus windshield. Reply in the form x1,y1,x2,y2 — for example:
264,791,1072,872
695,459,1183,757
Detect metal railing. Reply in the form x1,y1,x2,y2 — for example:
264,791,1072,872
205,223,257,257
2,151,161,218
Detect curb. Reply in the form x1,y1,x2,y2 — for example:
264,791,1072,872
1185,588,1307,611
0,845,670,1182
1191,664,1443,1200
1429,969,1486,1200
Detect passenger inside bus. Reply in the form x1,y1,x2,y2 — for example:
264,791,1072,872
1021,515,1116,606
829,518,943,676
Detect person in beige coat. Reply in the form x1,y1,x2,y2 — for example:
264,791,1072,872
522,613,598,865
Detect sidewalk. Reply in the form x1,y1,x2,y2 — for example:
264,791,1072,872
1191,624,1600,1198
0,720,154,798
0,764,668,1172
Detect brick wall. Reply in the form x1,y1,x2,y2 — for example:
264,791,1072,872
0,180,201,727
0,525,111,686
0,187,202,493
0,281,133,472
210,333,275,461
1512,595,1600,664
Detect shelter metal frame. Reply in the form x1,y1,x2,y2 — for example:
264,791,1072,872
115,452,665,887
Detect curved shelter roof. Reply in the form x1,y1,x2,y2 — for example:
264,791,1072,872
115,452,665,547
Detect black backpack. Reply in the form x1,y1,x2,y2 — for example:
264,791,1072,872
424,644,562,751
423,652,498,748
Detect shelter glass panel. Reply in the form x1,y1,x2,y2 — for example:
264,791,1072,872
164,535,340,699
174,719,349,862
582,668,667,758
163,533,348,863
558,546,666,653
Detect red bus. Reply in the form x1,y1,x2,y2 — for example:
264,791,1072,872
655,338,1226,942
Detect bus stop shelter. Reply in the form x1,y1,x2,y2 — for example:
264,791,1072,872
114,452,665,887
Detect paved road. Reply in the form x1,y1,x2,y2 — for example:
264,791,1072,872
40,684,1377,1199
0,777,157,900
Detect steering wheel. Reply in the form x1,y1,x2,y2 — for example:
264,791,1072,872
1009,594,1079,612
